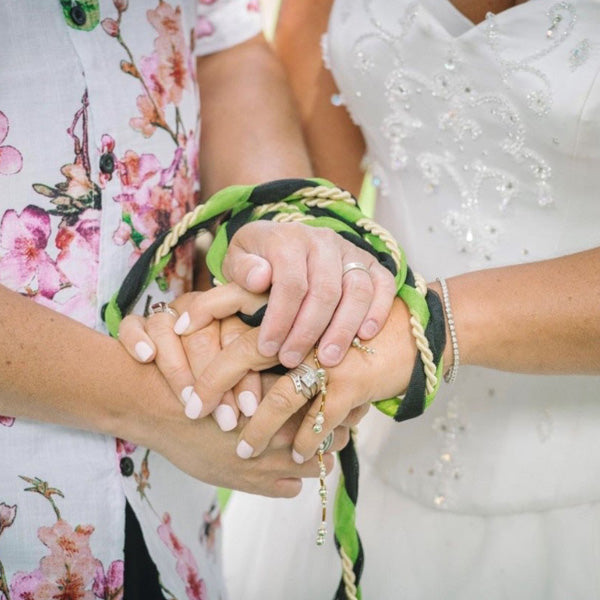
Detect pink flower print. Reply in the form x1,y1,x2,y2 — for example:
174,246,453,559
50,209,100,327
158,513,207,600
0,205,63,298
0,415,15,427
0,111,23,176
0,502,16,537
147,3,190,106
9,569,44,599
116,438,137,459
34,520,97,600
194,16,214,39
246,0,260,11
92,560,124,600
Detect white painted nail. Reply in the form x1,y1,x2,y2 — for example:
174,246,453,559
292,450,305,465
134,341,153,362
181,387,202,420
174,311,190,335
236,440,254,459
238,391,258,417
214,405,238,432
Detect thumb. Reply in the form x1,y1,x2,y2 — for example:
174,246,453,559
223,244,273,293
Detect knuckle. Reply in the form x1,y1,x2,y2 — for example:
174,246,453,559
159,360,189,384
185,329,217,356
268,388,302,416
307,280,341,306
344,273,374,301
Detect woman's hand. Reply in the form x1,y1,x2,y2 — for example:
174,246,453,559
189,296,418,461
221,220,397,368
118,284,267,430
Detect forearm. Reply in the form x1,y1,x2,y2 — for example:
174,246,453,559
0,284,174,446
196,34,312,197
429,247,600,375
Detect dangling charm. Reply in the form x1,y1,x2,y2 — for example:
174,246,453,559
352,336,375,354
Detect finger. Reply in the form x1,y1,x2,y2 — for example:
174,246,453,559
235,368,315,460
212,390,239,432
277,229,343,368
144,310,198,419
170,284,267,336
357,262,397,340
222,242,273,293
316,255,375,367
118,314,156,363
194,327,278,418
221,316,261,418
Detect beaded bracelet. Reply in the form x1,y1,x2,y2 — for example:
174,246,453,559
436,277,460,384
102,178,446,600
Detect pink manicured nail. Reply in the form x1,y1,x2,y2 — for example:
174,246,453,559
214,405,238,432
236,440,254,459
238,391,258,417
181,386,202,420
174,311,190,335
292,450,304,465
134,341,153,362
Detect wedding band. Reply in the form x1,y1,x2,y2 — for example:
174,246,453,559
287,363,326,401
148,301,178,318
319,431,334,453
342,262,370,277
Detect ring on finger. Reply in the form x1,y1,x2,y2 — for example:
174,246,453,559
319,431,334,453
287,363,326,401
342,261,370,277
148,301,179,319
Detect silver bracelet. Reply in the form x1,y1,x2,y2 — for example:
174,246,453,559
436,277,460,384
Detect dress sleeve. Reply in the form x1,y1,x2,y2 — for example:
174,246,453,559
194,0,263,56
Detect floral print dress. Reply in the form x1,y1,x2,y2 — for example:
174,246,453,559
0,2,260,599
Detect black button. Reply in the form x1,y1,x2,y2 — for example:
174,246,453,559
70,4,87,27
120,456,134,477
99,152,115,175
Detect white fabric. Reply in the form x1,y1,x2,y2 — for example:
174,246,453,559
223,1,600,598
0,2,260,598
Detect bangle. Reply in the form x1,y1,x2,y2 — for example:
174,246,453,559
436,277,460,384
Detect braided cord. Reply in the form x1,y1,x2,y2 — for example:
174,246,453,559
102,178,446,600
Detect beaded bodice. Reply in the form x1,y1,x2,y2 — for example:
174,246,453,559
325,0,600,275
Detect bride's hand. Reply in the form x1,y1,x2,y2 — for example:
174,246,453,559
191,297,418,461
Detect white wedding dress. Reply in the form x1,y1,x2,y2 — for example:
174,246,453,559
223,1,600,598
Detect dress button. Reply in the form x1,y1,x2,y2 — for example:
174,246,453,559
70,4,87,27
99,152,115,175
120,456,135,477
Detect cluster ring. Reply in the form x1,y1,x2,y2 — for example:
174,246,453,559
287,363,327,401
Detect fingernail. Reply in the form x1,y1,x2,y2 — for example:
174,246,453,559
259,340,280,357
236,440,254,459
134,341,153,362
292,450,304,464
174,311,190,335
246,261,269,289
320,344,341,364
362,319,378,338
181,386,203,420
238,391,258,417
281,351,302,367
214,405,238,432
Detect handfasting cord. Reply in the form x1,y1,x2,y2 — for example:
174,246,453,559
102,178,446,600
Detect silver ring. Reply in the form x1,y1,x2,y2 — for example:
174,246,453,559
287,363,326,401
319,431,334,453
342,262,370,277
148,301,178,318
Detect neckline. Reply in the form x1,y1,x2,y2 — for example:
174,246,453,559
419,0,534,40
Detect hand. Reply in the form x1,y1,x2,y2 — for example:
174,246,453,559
191,297,417,461
147,381,349,497
118,284,267,430
222,220,397,368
